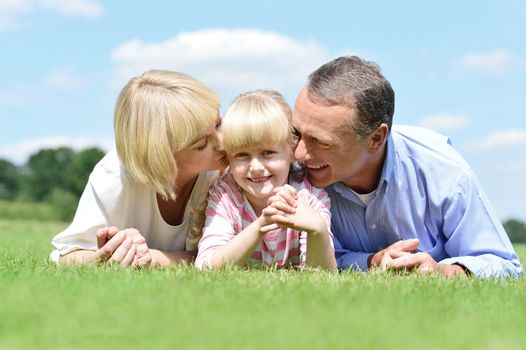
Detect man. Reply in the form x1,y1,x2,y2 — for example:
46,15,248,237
291,55,522,278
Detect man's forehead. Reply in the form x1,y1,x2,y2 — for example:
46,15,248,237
293,103,350,131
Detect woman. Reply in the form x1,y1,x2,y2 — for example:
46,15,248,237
51,70,226,267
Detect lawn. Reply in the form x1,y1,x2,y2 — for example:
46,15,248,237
1,218,525,350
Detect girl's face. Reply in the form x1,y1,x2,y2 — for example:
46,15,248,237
228,143,292,210
174,117,227,177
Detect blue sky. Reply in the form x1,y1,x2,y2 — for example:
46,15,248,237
1,0,525,221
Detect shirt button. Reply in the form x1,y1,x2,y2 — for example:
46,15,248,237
371,224,377,230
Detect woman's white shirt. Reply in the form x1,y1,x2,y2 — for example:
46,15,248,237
50,150,216,263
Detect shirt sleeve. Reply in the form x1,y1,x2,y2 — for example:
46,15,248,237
333,237,372,271
50,176,113,262
440,169,523,278
195,178,238,270
50,154,123,263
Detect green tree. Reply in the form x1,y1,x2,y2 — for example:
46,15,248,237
0,159,20,200
71,147,105,197
503,219,526,243
25,147,75,201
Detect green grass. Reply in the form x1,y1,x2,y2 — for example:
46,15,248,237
1,218,526,350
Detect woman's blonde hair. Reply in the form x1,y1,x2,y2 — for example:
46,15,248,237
221,90,293,152
114,70,219,199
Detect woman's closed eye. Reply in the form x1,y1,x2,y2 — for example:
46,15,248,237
196,137,209,151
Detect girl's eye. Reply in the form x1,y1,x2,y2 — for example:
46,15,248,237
261,150,276,157
235,152,249,159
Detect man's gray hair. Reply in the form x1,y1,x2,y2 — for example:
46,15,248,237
307,56,395,141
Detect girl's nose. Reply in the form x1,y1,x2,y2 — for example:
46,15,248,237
249,157,264,171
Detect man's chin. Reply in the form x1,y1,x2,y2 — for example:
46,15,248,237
307,172,331,188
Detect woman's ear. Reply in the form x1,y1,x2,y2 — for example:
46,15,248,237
369,123,389,153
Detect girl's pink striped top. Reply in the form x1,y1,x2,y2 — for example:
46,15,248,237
195,173,332,270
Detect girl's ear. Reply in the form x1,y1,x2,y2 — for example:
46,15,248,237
369,123,388,153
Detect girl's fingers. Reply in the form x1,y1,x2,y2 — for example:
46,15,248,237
260,223,280,233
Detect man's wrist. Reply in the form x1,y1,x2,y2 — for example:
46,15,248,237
438,263,469,277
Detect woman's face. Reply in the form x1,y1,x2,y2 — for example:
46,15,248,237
174,117,227,176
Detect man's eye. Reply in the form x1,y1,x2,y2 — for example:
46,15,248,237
292,127,301,138
317,141,332,149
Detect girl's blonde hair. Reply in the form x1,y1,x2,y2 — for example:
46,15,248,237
114,70,219,199
221,90,293,152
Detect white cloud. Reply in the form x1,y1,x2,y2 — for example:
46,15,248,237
459,49,519,75
0,0,102,30
0,0,32,30
0,66,86,106
470,129,526,151
417,113,471,133
111,29,332,98
37,0,103,18
44,66,86,89
0,137,113,164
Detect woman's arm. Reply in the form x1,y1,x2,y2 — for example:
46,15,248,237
149,250,197,266
59,229,128,265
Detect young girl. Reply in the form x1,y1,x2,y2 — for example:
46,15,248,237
195,90,336,271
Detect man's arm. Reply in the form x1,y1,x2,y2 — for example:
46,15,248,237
437,170,522,277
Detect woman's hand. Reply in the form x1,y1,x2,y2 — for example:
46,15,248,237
95,227,152,267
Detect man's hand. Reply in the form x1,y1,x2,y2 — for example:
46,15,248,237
368,239,420,269
388,250,468,278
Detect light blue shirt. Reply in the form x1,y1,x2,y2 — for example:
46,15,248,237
328,125,523,278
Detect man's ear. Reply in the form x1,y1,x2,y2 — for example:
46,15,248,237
369,123,389,153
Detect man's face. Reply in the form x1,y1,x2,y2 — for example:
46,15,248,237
293,87,375,190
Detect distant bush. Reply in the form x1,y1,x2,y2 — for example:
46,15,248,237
0,146,104,222
503,219,526,244
0,199,63,222
48,188,78,222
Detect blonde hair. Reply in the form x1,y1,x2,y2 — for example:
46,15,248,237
114,70,219,199
222,90,293,152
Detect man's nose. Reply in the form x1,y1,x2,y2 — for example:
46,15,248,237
294,138,309,161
